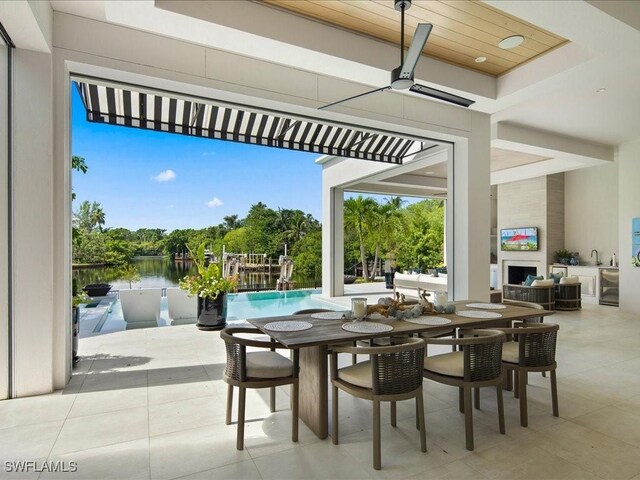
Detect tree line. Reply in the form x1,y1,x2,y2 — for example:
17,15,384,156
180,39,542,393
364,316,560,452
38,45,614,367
72,155,445,280
344,196,445,279
72,201,324,278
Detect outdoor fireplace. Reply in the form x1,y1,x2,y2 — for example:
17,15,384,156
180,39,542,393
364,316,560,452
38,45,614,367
508,266,538,285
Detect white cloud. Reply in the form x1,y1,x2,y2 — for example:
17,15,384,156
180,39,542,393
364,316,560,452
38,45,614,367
206,197,223,208
153,169,176,182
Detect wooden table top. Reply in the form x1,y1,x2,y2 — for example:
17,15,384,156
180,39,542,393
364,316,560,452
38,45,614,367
248,301,554,349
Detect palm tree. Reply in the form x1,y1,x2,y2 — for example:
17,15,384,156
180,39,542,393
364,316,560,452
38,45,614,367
344,196,377,280
90,202,106,232
367,198,405,280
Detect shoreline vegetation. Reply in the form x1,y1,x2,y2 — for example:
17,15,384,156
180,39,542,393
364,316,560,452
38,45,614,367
72,197,445,282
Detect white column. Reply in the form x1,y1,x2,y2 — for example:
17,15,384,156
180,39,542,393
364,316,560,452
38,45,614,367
12,48,55,396
0,42,9,399
322,185,344,297
450,112,491,301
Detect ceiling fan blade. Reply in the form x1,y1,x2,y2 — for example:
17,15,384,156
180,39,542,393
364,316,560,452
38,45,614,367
410,83,475,108
399,23,432,79
318,86,391,110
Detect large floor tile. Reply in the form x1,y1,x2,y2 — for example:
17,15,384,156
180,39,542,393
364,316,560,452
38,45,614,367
0,421,63,460
0,393,75,429
174,460,262,480
149,424,250,480
68,386,147,418
572,406,640,448
51,406,148,455
537,421,640,480
42,438,149,480
149,395,227,437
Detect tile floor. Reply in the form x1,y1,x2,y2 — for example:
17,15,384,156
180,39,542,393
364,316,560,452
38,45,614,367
2,303,640,479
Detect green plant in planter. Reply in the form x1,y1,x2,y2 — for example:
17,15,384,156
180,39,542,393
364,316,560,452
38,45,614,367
179,243,237,300
72,291,90,308
554,249,573,264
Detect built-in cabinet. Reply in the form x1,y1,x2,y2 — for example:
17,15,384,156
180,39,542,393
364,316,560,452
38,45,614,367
548,264,617,304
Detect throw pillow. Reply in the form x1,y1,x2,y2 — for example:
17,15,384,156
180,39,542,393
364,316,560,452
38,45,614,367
524,274,543,286
531,279,555,287
548,272,564,284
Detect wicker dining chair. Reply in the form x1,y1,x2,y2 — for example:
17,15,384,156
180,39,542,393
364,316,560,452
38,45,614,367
502,299,545,323
497,323,559,427
220,326,299,450
422,329,506,451
330,337,427,470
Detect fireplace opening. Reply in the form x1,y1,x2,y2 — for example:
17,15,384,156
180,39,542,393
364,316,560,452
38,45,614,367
508,266,538,285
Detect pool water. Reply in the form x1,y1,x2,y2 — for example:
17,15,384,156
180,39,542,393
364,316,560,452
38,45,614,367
227,289,340,321
81,289,342,338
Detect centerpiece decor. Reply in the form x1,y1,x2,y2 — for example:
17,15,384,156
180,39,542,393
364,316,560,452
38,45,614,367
179,243,238,331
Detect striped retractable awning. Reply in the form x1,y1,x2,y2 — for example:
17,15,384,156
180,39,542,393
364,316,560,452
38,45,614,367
74,81,433,164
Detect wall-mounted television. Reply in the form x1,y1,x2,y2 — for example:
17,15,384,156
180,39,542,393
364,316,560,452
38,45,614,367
500,227,539,251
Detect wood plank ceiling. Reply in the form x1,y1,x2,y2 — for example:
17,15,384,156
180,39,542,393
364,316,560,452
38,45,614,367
261,0,567,76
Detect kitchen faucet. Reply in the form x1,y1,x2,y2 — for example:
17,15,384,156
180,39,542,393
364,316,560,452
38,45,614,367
591,249,602,265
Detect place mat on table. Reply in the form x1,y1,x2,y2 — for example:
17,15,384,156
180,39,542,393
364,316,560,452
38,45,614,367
342,322,393,333
310,311,348,320
456,310,503,319
465,303,507,310
404,316,452,325
263,321,313,332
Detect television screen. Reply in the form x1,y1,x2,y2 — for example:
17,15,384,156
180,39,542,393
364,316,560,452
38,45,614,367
500,227,539,251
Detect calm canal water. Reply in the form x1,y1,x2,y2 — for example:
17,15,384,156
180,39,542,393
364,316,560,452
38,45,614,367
73,256,315,291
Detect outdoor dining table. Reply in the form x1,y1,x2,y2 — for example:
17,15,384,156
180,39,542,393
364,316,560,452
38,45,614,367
248,300,554,439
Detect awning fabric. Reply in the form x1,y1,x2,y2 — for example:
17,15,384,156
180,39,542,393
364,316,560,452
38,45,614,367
74,81,433,164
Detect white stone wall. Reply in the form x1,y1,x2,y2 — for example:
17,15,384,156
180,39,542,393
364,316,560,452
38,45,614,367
618,138,640,314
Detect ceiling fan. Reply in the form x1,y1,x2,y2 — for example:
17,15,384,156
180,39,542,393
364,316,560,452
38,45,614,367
319,0,475,110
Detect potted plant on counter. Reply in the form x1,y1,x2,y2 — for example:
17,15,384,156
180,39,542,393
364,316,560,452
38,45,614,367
554,249,573,265
179,243,238,331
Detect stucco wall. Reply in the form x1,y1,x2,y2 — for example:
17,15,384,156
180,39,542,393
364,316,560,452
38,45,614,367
565,161,618,264
618,138,640,314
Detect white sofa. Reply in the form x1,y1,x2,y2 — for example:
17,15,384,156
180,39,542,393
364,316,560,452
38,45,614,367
393,272,448,299
119,288,162,324
166,287,198,320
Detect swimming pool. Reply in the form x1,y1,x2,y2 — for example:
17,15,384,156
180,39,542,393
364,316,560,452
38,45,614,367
227,289,341,321
82,289,344,337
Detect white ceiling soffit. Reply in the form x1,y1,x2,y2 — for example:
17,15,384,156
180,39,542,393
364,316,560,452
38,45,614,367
98,0,495,103
49,0,640,146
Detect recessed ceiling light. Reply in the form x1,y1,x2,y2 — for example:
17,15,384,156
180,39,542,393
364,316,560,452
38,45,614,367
475,56,487,63
424,171,435,175
498,35,524,49
596,87,606,93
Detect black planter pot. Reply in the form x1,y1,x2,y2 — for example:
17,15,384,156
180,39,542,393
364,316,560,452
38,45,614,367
83,283,112,297
196,293,228,331
72,307,79,365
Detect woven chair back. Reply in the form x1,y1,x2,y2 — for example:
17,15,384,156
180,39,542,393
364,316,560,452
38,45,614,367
224,341,244,381
371,338,425,395
461,330,504,382
519,324,559,367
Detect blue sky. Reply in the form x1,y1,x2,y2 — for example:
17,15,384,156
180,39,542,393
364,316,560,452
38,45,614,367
71,87,323,231
71,86,421,232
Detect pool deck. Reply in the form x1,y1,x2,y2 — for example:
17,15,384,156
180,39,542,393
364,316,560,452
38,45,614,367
78,282,394,339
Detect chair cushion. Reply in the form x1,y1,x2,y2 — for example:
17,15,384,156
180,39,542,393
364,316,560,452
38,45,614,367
531,279,554,287
559,276,580,285
337,360,372,389
424,351,464,378
246,351,293,379
502,342,519,364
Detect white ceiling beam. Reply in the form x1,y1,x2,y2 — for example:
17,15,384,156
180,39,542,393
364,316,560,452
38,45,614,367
380,174,447,190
